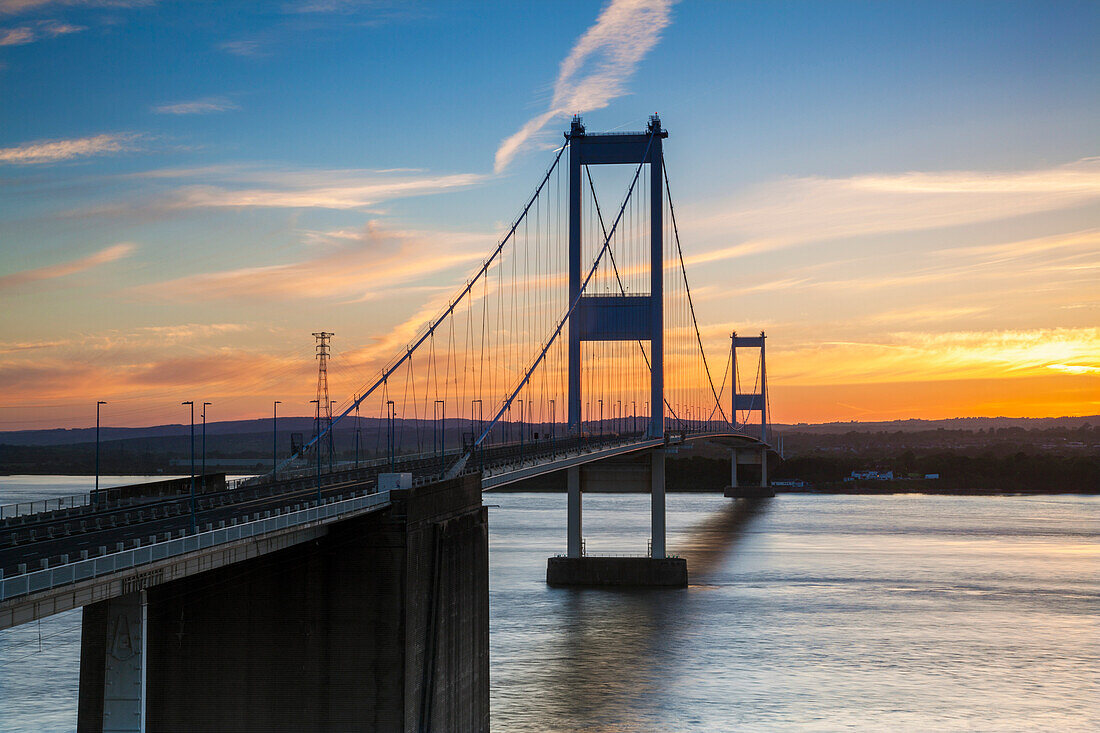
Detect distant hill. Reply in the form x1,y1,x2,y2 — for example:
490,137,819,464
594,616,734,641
773,415,1099,434
2,414,1096,446
0,418,321,446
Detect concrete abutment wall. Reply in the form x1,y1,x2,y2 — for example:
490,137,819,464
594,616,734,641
77,475,488,733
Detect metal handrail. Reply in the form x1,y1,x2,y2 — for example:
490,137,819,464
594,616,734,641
0,490,391,602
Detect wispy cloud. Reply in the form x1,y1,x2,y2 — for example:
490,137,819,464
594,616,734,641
283,0,398,14
152,96,239,115
0,19,83,45
0,1,153,14
0,242,135,289
1047,364,1100,375
135,222,489,302
494,0,674,173
684,157,1100,264
772,328,1100,385
218,39,264,57
118,164,484,210
0,132,139,164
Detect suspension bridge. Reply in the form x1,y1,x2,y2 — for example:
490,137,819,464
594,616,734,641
0,116,779,732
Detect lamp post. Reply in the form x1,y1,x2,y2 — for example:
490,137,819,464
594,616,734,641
329,400,337,473
354,397,361,469
518,399,525,464
471,399,483,471
181,401,196,532
434,399,445,478
386,400,396,473
201,402,211,492
95,401,106,507
310,399,320,504
272,400,281,475
632,400,637,435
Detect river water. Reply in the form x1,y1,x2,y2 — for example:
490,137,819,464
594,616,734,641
1,477,1096,731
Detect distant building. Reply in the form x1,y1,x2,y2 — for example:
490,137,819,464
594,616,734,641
772,479,807,488
924,473,940,480
848,470,894,481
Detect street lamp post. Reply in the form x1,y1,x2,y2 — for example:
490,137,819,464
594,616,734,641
310,399,320,504
434,399,445,478
518,399,525,464
471,399,483,471
273,400,281,475
181,401,196,532
201,402,211,491
95,401,106,507
329,400,337,473
386,400,396,473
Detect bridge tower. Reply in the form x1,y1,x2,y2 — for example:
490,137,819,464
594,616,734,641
564,115,670,561
726,331,774,498
730,331,768,443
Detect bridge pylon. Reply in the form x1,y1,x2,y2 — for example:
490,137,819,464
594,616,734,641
550,116,685,586
726,331,775,498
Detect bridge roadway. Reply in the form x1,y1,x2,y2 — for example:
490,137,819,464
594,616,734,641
0,429,768,627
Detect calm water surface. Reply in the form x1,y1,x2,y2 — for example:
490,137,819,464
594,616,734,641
1,476,1097,731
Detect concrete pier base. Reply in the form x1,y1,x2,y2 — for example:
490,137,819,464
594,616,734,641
726,445,774,498
546,556,687,587
724,485,775,499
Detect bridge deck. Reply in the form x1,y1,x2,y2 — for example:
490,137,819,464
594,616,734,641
0,429,771,628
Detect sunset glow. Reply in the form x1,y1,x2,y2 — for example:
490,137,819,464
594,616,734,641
1,1,1097,430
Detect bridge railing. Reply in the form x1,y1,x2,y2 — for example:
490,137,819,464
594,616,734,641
0,488,135,522
0,489,392,604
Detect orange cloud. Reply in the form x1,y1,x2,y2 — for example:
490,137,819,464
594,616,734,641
135,224,489,302
0,243,135,289
0,134,138,164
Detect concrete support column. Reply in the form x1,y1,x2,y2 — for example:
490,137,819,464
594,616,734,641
78,591,147,733
760,447,768,488
651,450,666,559
567,466,582,558
730,448,739,488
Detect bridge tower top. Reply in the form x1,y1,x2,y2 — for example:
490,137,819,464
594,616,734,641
730,331,768,444
566,117,667,439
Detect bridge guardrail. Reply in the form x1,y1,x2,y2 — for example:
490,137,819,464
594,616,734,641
0,492,96,520
0,490,391,603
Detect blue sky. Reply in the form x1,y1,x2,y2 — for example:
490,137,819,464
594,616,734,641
1,0,1098,427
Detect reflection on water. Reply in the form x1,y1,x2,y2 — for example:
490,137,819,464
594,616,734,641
678,497,770,580
1,481,1097,732
490,493,1098,732
507,497,770,731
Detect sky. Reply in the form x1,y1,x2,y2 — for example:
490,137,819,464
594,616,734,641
0,0,1098,430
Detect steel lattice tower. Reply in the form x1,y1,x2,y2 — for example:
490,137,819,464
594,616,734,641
313,332,334,465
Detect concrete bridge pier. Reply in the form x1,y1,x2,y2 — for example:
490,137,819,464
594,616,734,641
548,448,686,587
567,466,582,557
77,591,147,732
76,475,489,733
725,446,775,499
